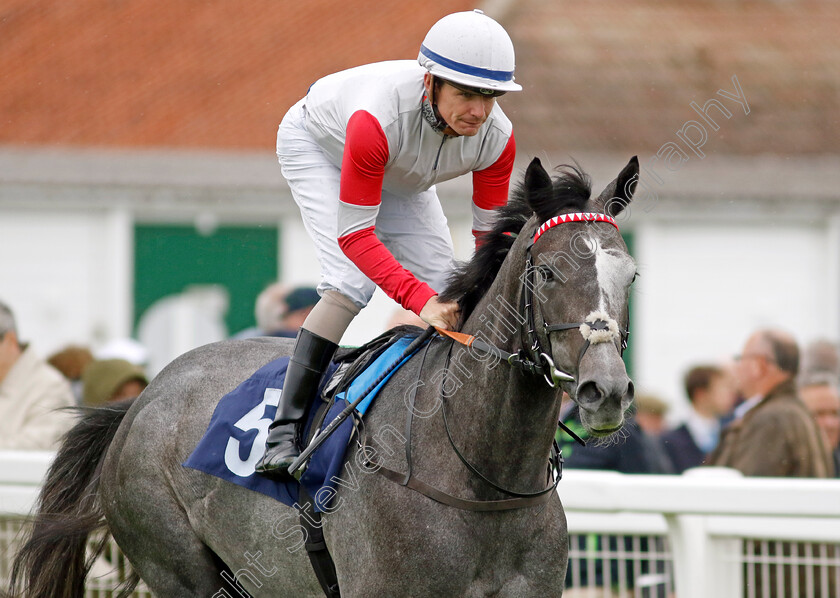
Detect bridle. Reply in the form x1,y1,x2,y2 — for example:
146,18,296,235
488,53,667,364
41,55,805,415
438,211,630,389
365,211,632,511
519,212,630,388
364,337,565,511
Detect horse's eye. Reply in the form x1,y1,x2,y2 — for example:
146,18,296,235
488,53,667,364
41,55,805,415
538,266,555,281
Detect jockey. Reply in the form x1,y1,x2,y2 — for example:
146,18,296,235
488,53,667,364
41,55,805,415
256,10,522,478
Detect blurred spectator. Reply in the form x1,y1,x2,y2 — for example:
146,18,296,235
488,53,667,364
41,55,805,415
82,358,149,407
799,339,840,383
233,284,320,339
798,339,840,478
798,380,840,478
630,393,675,475
633,393,669,437
47,344,94,404
708,329,833,477
662,364,737,473
0,299,76,450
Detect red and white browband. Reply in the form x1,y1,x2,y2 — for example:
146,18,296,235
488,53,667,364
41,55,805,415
533,212,619,243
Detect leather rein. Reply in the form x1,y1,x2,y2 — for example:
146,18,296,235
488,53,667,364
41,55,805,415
361,339,563,512
363,212,629,511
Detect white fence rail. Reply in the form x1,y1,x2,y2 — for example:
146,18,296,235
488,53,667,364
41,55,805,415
2,451,840,597
560,468,840,598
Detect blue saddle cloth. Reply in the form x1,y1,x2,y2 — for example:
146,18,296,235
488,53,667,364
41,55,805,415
183,333,421,512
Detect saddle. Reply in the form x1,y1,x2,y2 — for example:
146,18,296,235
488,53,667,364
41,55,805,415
305,324,425,447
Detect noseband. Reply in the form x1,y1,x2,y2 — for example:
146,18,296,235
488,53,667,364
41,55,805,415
518,212,629,388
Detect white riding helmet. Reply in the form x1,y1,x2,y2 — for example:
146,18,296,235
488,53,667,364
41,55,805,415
418,9,522,94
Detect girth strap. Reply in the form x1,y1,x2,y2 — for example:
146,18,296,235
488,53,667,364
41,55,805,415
298,486,341,598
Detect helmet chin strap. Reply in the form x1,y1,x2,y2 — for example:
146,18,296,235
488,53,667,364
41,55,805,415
421,75,459,136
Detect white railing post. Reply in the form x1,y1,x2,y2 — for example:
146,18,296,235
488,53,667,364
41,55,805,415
665,467,744,598
666,513,742,598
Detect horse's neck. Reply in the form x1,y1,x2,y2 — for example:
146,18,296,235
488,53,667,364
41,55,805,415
445,243,561,489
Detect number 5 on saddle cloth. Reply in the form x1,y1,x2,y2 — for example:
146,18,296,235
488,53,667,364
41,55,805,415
183,326,427,512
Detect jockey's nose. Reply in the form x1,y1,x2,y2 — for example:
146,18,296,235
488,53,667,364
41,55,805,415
468,96,493,120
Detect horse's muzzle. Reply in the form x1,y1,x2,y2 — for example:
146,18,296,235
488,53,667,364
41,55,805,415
574,346,634,434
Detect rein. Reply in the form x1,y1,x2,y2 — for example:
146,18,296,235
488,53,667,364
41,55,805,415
363,339,563,512
365,212,628,511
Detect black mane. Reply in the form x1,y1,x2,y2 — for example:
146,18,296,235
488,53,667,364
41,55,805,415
439,164,591,319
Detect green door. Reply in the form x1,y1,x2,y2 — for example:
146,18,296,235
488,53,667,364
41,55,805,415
134,224,279,336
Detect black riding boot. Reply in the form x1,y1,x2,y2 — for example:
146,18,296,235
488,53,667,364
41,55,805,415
255,329,338,479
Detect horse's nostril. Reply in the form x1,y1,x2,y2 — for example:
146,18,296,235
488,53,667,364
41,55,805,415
577,381,603,406
625,380,635,402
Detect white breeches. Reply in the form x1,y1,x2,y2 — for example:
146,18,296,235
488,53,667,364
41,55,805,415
276,99,456,310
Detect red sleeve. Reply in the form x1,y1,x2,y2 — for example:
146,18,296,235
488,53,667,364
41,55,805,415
340,111,388,207
471,133,516,246
338,228,437,314
337,111,437,314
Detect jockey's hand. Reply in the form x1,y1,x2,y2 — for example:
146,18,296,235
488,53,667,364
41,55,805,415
419,295,461,331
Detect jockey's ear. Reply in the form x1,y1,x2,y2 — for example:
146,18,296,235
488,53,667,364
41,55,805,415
524,157,556,222
593,156,639,217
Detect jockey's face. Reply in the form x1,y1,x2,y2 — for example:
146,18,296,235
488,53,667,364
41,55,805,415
424,74,496,137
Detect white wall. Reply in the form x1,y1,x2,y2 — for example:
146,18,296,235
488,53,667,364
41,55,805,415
0,208,131,357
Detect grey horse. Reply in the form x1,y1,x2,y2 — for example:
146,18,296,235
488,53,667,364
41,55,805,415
9,156,639,598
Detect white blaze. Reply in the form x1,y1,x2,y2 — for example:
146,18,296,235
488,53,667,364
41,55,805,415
592,235,635,313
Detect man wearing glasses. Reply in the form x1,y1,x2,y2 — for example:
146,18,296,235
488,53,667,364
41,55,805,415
709,329,834,477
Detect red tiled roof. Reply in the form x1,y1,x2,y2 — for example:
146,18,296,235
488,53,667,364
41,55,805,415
502,0,840,157
1,1,837,156
0,1,474,149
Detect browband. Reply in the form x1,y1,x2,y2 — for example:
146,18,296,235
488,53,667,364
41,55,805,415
533,212,618,243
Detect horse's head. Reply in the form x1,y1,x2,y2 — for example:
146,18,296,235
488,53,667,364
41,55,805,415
441,156,639,435
520,156,639,435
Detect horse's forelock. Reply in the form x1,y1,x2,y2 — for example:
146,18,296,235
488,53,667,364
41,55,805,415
536,164,592,223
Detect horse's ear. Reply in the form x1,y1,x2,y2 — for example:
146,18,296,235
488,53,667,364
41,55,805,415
593,156,639,217
523,157,556,221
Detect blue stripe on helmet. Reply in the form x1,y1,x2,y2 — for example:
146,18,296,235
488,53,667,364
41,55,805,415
420,45,514,82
